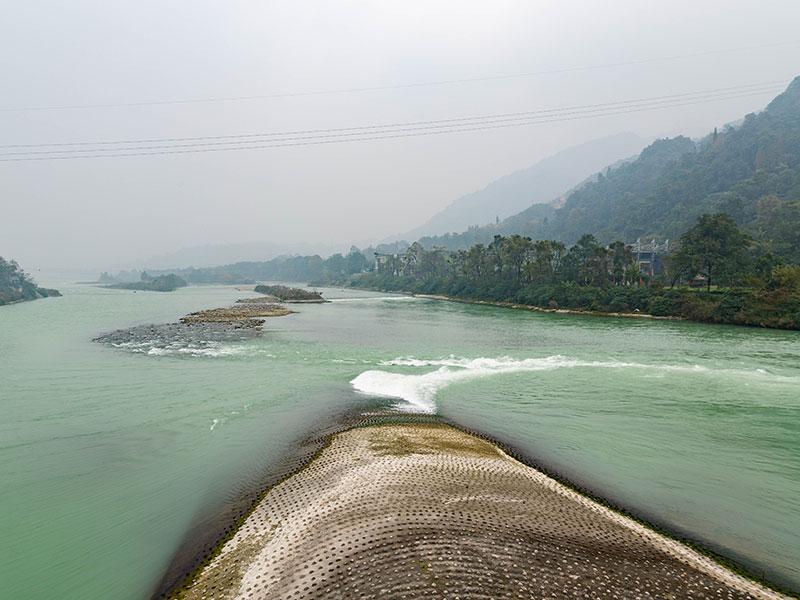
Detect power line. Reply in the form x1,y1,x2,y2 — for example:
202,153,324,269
1,40,797,113
0,86,783,157
0,80,787,152
1,87,782,162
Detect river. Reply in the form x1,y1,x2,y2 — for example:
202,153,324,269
1,283,799,598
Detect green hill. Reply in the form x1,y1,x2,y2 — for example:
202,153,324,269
544,77,800,258
0,257,61,306
417,77,800,262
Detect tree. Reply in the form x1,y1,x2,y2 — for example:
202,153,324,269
549,241,567,282
464,244,487,279
572,234,600,285
771,265,800,293
487,235,506,279
381,255,402,276
345,250,369,275
671,213,751,291
624,263,643,285
501,234,533,282
419,248,447,279
755,194,800,264
528,240,554,283
608,241,633,285
587,246,610,287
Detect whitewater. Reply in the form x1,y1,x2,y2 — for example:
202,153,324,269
351,354,800,413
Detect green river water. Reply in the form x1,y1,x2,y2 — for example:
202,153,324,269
1,283,799,599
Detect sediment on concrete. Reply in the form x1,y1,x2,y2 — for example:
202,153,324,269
167,423,791,600
180,303,293,324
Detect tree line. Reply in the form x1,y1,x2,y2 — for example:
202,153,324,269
387,234,645,287
354,214,800,330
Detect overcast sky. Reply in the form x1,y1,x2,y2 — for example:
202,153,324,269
2,0,799,274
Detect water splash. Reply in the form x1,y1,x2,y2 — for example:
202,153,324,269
351,355,798,413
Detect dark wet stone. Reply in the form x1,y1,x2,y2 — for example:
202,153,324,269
94,322,262,356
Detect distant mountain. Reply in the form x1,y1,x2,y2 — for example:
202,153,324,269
417,76,800,262
396,132,646,240
413,154,648,252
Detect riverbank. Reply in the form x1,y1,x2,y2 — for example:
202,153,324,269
0,287,60,306
414,293,682,321
0,256,61,306
347,273,800,330
162,419,794,600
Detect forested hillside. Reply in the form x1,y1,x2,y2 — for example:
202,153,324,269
541,77,800,256
546,136,698,243
0,257,60,305
418,77,800,261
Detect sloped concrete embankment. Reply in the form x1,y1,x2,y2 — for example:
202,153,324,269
170,423,791,600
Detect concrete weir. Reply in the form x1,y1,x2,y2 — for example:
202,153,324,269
171,424,790,599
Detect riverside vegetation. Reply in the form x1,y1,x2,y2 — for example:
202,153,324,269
351,215,800,330
0,257,60,306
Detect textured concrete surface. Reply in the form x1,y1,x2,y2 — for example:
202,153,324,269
172,424,789,600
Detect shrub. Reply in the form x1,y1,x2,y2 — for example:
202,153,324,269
712,290,749,322
648,296,677,316
608,294,631,312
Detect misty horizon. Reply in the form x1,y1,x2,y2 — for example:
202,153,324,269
3,1,800,276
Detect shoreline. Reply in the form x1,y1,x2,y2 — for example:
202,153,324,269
152,412,798,600
346,283,799,330
413,293,683,321
0,291,61,307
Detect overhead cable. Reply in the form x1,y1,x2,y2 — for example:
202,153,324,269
1,40,797,113
0,86,782,162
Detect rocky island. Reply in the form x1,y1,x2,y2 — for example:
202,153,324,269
105,273,188,292
0,257,60,306
94,296,296,353
254,284,326,303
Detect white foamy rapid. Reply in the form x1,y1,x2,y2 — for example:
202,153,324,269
350,355,797,414
113,340,264,358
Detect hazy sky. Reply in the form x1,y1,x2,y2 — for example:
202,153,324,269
2,0,799,273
